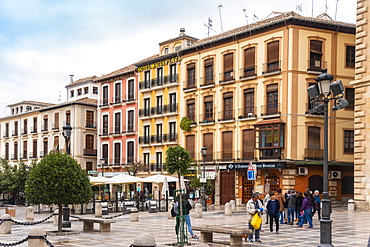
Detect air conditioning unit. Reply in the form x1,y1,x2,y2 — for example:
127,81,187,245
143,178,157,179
329,171,341,179
297,167,308,175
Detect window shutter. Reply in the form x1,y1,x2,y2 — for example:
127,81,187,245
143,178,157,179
186,135,195,158
223,92,233,99
203,133,213,159
204,96,213,103
310,40,322,53
267,41,279,63
266,84,278,92
244,48,255,68
204,58,214,67
187,99,195,104
187,63,195,69
244,88,254,94
224,53,234,72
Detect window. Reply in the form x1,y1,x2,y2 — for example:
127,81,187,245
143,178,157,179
23,140,27,159
309,40,323,71
204,96,214,122
306,126,322,159
266,84,278,115
346,45,355,68
169,93,177,112
84,87,89,94
102,144,108,160
86,162,93,171
242,129,254,160
170,64,177,82
70,90,74,98
144,125,150,144
115,82,121,103
243,89,255,117
156,124,162,143
43,116,48,131
203,133,213,161
223,92,233,121
169,122,176,142
344,130,354,154
156,95,163,114
23,119,27,134
186,135,195,159
86,111,94,128
32,117,37,133
243,47,256,77
223,53,234,81
204,58,214,85
114,143,121,165
222,131,233,160
53,112,59,129
144,153,150,167
14,121,18,136
102,115,108,135
144,98,150,116
77,88,82,96
5,123,9,137
255,123,285,159
53,136,59,151
14,142,18,160
65,111,71,125
114,112,121,134
187,99,195,122
127,79,135,101
186,63,196,89
93,87,98,94
127,141,134,163
164,47,169,55
127,110,134,132
175,46,181,51
102,86,108,106
156,67,163,86
85,135,94,150
5,143,9,160
144,71,151,88
345,88,355,111
266,41,280,73
156,152,162,171
32,139,37,158
43,138,48,157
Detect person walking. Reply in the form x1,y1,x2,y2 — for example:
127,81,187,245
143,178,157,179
283,190,291,224
312,190,321,220
174,195,198,239
266,192,280,234
287,191,297,225
298,192,313,228
263,192,271,224
275,188,285,224
295,191,303,224
246,192,264,243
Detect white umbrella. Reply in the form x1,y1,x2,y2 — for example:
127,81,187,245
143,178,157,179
141,174,179,183
89,176,111,185
161,177,169,199
108,174,143,184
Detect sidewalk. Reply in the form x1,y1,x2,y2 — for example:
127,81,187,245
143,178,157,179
0,205,369,246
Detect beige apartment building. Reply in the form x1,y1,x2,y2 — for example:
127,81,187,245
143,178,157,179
179,12,355,205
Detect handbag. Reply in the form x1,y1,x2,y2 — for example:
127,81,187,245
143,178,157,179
251,213,262,230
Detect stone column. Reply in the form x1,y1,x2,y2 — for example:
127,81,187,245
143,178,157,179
0,214,11,234
95,203,102,218
225,202,232,216
195,203,202,218
130,207,139,222
28,228,47,247
26,206,35,221
230,200,236,212
53,210,58,226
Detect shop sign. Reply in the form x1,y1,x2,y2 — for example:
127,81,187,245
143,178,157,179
137,56,181,72
226,161,286,170
247,162,256,180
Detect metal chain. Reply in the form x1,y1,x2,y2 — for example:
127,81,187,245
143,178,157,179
0,236,28,246
11,213,54,226
70,211,126,220
0,220,3,226
42,236,54,247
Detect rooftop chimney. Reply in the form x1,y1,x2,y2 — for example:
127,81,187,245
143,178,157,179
179,28,185,36
69,75,74,84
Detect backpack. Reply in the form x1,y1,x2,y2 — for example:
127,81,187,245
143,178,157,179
171,207,176,217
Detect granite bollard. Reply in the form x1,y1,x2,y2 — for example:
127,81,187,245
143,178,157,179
230,200,236,212
28,228,47,247
95,203,102,218
130,207,139,222
0,214,11,234
195,203,202,218
225,202,232,216
26,206,35,221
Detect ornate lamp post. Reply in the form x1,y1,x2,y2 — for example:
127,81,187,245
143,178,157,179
200,146,207,211
307,70,348,247
62,124,72,155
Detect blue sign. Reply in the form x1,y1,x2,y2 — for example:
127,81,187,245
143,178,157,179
247,170,256,180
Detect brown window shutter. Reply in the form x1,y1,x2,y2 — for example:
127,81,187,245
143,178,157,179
204,96,213,103
187,63,195,69
187,99,195,104
223,92,233,99
266,84,278,92
310,40,322,53
43,115,48,119
204,58,214,67
224,53,234,72
244,88,254,94
267,41,279,63
244,48,255,68
203,133,213,158
186,135,195,158
222,131,233,150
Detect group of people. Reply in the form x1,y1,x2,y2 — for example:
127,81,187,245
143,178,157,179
246,188,322,243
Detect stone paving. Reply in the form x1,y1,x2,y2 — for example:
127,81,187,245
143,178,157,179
0,205,369,246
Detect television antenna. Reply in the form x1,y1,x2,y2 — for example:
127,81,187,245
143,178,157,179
218,4,224,33
253,14,259,22
296,4,302,14
58,91,62,103
325,0,328,14
311,0,314,17
334,0,339,20
204,17,217,37
242,8,249,25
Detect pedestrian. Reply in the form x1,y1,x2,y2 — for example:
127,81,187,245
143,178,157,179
246,192,264,243
263,192,271,224
296,191,303,224
174,194,198,239
305,189,314,221
298,192,313,228
283,190,291,223
144,188,149,199
312,190,321,220
275,188,285,224
266,192,280,234
287,191,297,225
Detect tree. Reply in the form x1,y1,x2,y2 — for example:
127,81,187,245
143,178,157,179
165,146,193,243
25,152,92,232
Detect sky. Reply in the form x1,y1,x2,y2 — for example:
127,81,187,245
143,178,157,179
0,0,356,117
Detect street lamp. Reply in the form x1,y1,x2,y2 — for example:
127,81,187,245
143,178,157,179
62,124,72,155
101,158,107,177
200,146,207,212
307,69,348,247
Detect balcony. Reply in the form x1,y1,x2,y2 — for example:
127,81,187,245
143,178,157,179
29,152,37,159
85,121,97,129
151,105,164,116
109,126,121,135
183,79,197,91
307,59,327,74
39,151,45,158
106,157,135,167
304,148,323,160
164,133,178,143
21,152,28,160
139,80,152,90
261,103,281,117
167,73,178,84
139,108,151,117
164,103,178,114
259,148,281,160
196,151,215,162
237,149,255,161
123,93,136,103
219,70,235,84
52,123,59,131
238,107,257,119
216,151,235,162
139,136,151,145
200,76,215,88
262,60,281,75
199,113,215,125
99,98,109,107
10,154,18,161
99,128,109,137
12,130,18,137
218,110,235,122
41,125,48,132
21,128,27,135
150,163,164,173
122,124,135,134
240,66,257,80
30,127,37,134
110,96,122,105
3,131,9,138
150,134,166,144
83,149,97,157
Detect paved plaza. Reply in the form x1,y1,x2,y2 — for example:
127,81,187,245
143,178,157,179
0,205,369,246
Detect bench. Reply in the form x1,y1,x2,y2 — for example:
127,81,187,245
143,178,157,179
78,217,116,232
192,225,252,246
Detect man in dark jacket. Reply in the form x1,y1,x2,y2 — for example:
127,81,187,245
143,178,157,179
295,192,303,224
266,192,280,234
287,191,297,225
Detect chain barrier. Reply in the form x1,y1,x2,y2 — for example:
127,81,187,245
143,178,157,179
0,219,3,226
10,213,54,226
0,236,28,246
70,211,126,220
42,236,55,247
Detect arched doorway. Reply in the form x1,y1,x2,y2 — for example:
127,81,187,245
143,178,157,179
309,175,323,193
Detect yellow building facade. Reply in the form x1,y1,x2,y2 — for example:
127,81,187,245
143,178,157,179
179,12,355,205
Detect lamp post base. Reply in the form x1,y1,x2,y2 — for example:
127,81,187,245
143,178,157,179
318,218,333,247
